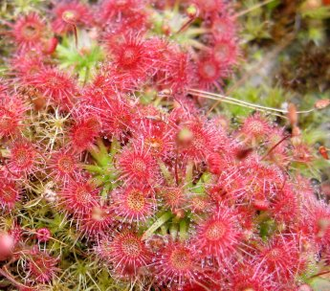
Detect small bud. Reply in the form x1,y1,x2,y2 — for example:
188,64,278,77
161,24,171,36
314,99,330,109
43,37,58,55
174,209,185,219
287,103,298,126
235,147,254,160
253,199,269,211
36,228,51,242
292,125,301,138
62,10,77,24
319,146,329,160
178,127,193,143
32,95,46,111
186,4,198,18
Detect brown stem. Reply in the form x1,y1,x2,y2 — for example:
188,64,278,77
309,270,330,279
62,12,79,48
72,24,78,48
176,16,196,34
261,134,291,161
0,266,34,290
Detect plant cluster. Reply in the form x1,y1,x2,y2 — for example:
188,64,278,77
0,0,329,290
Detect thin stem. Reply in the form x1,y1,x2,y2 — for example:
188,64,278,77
190,88,315,114
308,269,330,279
185,27,210,36
27,229,68,246
195,281,212,291
176,16,196,34
158,160,174,185
86,271,102,291
72,24,78,48
191,91,287,118
261,134,291,160
0,266,32,290
184,160,194,190
235,0,277,18
185,39,209,50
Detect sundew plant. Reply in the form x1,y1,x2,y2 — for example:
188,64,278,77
0,0,330,290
